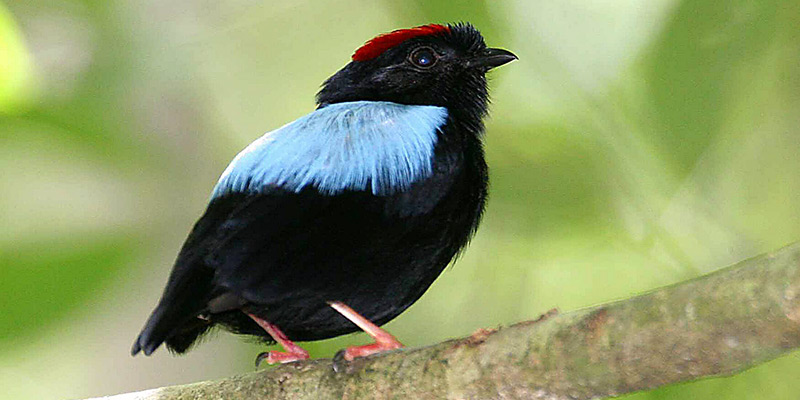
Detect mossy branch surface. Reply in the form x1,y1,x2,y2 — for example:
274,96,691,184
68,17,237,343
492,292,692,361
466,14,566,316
94,243,800,400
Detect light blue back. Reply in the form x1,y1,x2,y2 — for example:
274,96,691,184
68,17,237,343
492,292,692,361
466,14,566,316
212,101,448,198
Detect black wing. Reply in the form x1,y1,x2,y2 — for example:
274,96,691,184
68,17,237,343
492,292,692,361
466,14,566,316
132,184,347,355
130,193,261,355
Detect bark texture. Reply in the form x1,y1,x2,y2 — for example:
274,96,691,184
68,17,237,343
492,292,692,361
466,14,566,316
95,243,800,400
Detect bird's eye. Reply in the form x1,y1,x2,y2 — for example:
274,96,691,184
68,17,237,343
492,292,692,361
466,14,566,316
409,47,437,69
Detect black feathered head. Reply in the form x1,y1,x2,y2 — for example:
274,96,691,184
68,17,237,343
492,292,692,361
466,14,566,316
316,23,516,120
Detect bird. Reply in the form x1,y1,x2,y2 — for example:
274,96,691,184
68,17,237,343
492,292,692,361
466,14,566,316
131,22,516,365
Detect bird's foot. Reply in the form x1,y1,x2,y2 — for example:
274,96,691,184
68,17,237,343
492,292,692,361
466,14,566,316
255,347,310,366
327,301,404,361
246,312,311,366
340,337,403,361
332,335,403,372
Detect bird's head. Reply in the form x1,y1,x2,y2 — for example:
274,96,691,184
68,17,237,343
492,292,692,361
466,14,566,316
316,23,516,119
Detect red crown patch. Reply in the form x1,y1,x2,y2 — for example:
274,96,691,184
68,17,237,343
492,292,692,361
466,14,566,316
352,24,450,62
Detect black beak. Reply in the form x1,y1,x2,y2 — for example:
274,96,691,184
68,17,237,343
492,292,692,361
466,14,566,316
467,48,518,70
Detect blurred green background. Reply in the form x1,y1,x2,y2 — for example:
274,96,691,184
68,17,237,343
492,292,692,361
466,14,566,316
2,0,799,399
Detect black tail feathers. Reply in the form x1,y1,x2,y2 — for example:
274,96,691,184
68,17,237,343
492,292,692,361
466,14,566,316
164,320,213,353
131,307,171,356
132,307,213,356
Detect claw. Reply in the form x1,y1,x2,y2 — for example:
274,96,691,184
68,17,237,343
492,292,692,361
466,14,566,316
332,349,348,373
255,351,269,367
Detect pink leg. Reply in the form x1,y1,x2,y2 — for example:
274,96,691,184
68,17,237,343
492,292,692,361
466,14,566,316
246,313,309,364
328,301,403,361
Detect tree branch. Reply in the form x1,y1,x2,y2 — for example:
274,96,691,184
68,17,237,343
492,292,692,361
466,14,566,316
97,243,800,399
